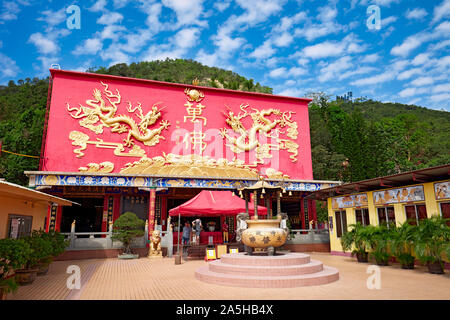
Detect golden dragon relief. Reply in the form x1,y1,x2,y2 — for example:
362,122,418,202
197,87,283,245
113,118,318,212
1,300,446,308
67,81,170,148
219,104,299,162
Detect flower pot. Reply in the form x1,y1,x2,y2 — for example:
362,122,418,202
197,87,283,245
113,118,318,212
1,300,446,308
15,268,38,286
427,261,444,274
375,259,389,266
356,252,368,263
37,262,51,276
0,286,8,300
401,262,415,269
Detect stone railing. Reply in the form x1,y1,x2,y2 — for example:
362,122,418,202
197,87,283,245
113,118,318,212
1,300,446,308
285,228,330,244
61,222,173,256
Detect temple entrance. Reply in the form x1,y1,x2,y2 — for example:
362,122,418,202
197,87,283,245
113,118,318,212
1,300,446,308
273,200,302,229
61,197,104,234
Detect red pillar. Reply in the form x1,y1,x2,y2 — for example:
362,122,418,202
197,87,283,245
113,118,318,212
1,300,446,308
112,194,121,222
300,197,305,230
148,189,156,235
102,196,109,233
161,195,167,231
55,206,62,232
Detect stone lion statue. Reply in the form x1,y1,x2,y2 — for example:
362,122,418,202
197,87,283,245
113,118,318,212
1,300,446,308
236,212,249,242
148,230,162,258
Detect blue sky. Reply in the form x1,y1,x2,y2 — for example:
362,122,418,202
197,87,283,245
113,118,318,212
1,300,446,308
0,0,449,111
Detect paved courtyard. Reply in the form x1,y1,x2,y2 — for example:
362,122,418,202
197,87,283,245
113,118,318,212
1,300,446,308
8,253,450,300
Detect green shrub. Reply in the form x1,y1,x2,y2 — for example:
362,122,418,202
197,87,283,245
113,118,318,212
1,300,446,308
111,212,145,254
0,238,31,293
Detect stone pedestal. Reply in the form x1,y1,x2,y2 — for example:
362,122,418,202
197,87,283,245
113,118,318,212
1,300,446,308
195,252,339,288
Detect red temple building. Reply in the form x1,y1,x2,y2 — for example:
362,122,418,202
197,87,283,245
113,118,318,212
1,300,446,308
25,69,339,250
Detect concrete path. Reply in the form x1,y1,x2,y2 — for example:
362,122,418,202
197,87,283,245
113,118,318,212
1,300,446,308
8,253,450,300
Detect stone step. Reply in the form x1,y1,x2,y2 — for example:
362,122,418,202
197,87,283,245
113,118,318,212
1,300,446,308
195,265,339,288
209,259,324,276
220,252,310,266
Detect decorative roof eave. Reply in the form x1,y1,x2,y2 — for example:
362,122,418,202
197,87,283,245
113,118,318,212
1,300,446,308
24,171,341,192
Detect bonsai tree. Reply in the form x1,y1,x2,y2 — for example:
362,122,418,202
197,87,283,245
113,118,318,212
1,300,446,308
22,233,53,270
390,221,417,269
366,225,393,266
340,223,371,262
31,230,69,275
0,239,31,296
413,216,450,274
112,212,145,255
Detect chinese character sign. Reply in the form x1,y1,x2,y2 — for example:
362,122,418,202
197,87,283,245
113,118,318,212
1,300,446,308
42,70,313,180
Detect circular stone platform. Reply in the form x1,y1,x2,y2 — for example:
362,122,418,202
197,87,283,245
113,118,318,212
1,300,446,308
195,252,339,288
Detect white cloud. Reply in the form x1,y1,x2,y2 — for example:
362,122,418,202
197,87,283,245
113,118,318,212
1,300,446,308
173,28,200,49
405,8,427,20
397,68,422,80
28,33,59,54
37,8,66,30
382,16,397,27
73,38,103,55
249,40,275,59
410,77,434,86
390,35,423,57
214,0,231,12
319,56,352,82
432,0,450,24
97,12,124,25
89,0,108,12
162,0,207,27
361,53,380,63
399,86,428,98
269,66,307,78
351,71,395,86
0,52,19,79
430,93,450,102
339,66,376,80
0,1,22,23
432,83,450,93
273,32,293,47
411,53,431,66
302,41,345,59
113,0,130,9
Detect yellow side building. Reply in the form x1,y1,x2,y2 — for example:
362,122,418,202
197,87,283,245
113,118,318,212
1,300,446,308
308,164,449,255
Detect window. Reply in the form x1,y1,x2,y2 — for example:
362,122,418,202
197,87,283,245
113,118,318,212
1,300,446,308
377,206,396,228
7,215,33,239
440,202,450,227
335,210,347,238
405,204,427,225
355,208,370,226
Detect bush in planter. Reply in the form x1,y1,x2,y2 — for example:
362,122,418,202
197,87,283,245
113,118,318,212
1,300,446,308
111,212,145,256
0,239,31,297
32,230,69,275
15,234,54,285
413,216,450,274
340,223,371,262
390,221,417,269
366,225,393,266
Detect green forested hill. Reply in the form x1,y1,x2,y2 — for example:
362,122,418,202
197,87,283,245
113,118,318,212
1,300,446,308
0,59,448,185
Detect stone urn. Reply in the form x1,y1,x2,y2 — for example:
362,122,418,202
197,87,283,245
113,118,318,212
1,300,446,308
241,217,287,255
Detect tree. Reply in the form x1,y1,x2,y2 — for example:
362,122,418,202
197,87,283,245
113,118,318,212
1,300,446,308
111,212,145,254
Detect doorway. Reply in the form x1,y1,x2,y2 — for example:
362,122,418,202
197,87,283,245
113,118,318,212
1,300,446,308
61,197,104,235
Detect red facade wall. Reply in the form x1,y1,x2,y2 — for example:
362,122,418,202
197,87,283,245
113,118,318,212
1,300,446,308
42,70,313,180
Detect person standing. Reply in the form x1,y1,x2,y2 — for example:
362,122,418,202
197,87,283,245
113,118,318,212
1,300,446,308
182,222,191,245
222,221,229,243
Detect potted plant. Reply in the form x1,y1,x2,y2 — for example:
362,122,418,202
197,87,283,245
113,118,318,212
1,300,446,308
0,239,31,299
366,225,392,266
413,216,450,274
390,221,417,269
112,212,145,259
340,223,371,262
15,234,51,285
34,230,69,275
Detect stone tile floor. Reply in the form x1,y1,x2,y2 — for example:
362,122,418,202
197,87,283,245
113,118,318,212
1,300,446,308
8,253,450,300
